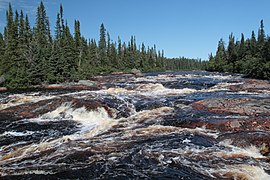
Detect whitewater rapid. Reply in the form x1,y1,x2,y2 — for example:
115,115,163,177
0,71,270,179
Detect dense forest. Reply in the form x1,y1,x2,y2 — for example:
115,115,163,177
208,20,270,80
0,2,206,88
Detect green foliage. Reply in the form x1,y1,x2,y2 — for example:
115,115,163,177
0,2,206,89
208,20,270,80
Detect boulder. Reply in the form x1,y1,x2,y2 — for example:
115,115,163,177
78,80,97,87
130,69,144,77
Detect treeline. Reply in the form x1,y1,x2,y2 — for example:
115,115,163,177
208,20,270,80
165,57,207,71
0,2,206,88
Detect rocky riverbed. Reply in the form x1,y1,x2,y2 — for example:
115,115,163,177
0,71,270,179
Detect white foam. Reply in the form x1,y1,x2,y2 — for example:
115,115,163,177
40,103,116,139
214,165,270,180
100,83,197,97
0,94,55,110
219,140,265,159
1,131,34,137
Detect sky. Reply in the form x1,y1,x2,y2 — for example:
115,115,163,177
1,0,270,60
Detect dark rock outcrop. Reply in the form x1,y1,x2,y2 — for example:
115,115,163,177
192,98,270,116
229,79,270,92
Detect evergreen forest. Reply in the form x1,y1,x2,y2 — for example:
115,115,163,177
208,20,270,80
0,2,206,89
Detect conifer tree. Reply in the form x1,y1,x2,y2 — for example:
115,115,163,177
88,39,99,68
32,1,52,84
0,33,4,76
3,4,20,87
117,36,123,68
106,32,111,65
74,20,82,69
250,31,257,56
227,33,237,72
258,20,265,53
110,43,118,69
99,23,107,66
215,38,226,72
238,33,246,59
55,13,61,40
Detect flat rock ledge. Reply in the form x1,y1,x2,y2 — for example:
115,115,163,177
192,98,270,116
229,79,270,92
46,80,100,91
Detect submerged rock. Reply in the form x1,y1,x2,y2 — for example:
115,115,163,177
218,131,270,155
192,98,270,116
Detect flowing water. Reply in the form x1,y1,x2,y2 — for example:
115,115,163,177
0,71,270,179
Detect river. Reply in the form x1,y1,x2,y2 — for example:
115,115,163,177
0,71,270,179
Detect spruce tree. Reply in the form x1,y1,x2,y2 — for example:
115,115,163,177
55,13,61,40
215,38,226,72
250,31,257,56
0,33,4,76
109,43,117,69
258,20,265,52
98,23,107,66
106,32,111,64
32,1,52,84
74,20,82,69
117,36,123,68
3,4,21,87
88,39,99,69
227,33,237,72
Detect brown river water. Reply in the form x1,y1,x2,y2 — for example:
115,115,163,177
0,71,270,179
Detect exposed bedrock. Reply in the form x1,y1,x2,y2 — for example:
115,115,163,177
192,98,270,116
229,79,270,92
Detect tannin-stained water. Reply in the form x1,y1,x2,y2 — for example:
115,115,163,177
0,71,270,179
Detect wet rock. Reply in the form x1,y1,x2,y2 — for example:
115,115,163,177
130,68,144,77
46,82,100,91
229,79,270,92
89,74,135,86
0,120,79,146
0,96,113,121
111,71,125,75
78,80,97,87
192,98,270,116
218,131,270,155
163,107,270,132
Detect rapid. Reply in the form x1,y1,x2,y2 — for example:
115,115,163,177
0,71,270,179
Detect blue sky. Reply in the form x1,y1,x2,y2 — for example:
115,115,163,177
0,0,270,60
